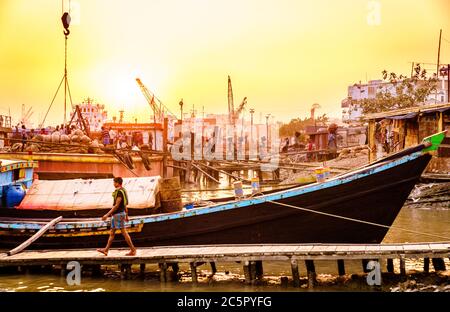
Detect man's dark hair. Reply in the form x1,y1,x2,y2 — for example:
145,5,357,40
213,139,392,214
113,177,123,185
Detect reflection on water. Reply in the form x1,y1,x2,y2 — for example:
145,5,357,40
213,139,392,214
0,182,449,292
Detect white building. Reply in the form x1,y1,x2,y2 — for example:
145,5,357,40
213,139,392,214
342,78,449,123
70,98,108,132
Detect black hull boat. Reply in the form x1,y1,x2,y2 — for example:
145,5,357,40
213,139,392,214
0,137,439,249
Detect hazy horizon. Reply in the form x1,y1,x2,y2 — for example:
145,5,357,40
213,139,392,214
0,0,449,127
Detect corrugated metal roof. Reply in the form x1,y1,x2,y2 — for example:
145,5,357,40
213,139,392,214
364,103,450,120
17,176,161,211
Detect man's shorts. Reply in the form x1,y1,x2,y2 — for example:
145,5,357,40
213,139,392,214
111,211,126,229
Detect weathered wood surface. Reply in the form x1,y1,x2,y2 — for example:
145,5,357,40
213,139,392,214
0,242,448,267
7,216,63,256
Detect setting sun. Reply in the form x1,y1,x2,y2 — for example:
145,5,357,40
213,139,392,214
0,0,449,126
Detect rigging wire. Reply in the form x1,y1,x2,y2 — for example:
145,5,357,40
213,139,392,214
262,198,450,241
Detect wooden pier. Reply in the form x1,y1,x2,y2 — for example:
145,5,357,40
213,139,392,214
0,242,448,287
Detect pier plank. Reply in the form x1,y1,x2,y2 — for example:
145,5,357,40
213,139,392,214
0,243,448,269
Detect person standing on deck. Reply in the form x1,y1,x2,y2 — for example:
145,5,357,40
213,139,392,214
97,177,137,256
21,125,27,152
101,126,110,145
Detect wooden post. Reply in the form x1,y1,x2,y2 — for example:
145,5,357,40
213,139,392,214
258,169,263,183
305,260,316,288
432,258,446,271
249,261,257,284
399,258,406,276
362,259,370,273
119,264,125,279
190,262,198,284
140,263,146,278
291,259,300,287
127,264,132,279
120,264,131,280
171,263,180,276
387,259,394,273
243,261,251,284
337,260,346,276
163,117,168,178
255,261,263,279
423,258,430,273
159,263,168,283
210,262,217,276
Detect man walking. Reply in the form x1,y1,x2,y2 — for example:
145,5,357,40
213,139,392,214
97,177,137,256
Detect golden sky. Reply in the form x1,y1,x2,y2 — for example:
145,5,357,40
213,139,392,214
0,0,449,126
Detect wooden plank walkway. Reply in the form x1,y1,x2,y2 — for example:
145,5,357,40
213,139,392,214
0,242,448,267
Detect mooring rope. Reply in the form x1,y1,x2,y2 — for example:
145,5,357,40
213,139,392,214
260,197,450,241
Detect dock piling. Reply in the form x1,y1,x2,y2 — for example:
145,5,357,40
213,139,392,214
305,260,316,288
337,260,346,276
386,259,394,273
432,258,446,271
209,262,217,276
159,263,168,283
255,260,263,279
424,258,430,273
190,262,198,284
291,259,300,287
362,259,370,273
140,263,146,278
399,258,406,276
243,261,252,284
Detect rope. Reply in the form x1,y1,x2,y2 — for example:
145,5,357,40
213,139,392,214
259,197,450,241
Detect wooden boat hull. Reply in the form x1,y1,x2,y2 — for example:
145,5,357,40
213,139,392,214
0,152,170,179
0,152,432,248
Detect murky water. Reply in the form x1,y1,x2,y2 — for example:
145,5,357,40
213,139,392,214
0,183,449,292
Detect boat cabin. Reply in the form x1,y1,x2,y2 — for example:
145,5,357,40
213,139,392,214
364,103,450,173
0,159,37,207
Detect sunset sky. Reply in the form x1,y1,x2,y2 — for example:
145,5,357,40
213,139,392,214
0,0,449,126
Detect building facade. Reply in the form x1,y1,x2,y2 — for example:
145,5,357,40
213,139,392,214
70,98,108,132
342,78,449,124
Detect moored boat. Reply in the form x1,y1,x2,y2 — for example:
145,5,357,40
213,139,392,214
0,132,445,249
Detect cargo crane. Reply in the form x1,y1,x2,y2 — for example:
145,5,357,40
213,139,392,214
20,104,34,128
227,76,247,126
136,78,163,123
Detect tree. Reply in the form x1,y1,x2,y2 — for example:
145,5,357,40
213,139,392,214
279,114,329,138
358,64,438,114
315,113,329,125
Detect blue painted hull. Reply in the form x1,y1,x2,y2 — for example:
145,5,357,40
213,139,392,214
0,151,432,248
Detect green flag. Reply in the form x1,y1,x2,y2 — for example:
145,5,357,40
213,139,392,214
421,131,447,152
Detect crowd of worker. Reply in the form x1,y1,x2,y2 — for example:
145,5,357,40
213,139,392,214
10,123,153,152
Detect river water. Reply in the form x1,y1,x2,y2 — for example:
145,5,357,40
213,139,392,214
0,183,449,292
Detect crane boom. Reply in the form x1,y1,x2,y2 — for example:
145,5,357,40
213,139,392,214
234,97,247,118
227,75,234,124
136,78,163,122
